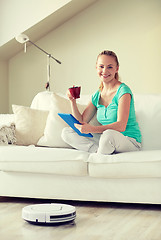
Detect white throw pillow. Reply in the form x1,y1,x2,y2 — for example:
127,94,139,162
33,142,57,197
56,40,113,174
37,93,100,148
37,93,85,148
30,91,53,111
12,105,49,146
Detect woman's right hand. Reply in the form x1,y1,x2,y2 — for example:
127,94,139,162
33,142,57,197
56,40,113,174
67,89,76,102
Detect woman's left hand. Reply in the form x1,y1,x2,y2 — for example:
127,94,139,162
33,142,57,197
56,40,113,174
74,123,92,134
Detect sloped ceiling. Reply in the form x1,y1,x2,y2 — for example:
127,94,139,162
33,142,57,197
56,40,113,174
0,0,98,60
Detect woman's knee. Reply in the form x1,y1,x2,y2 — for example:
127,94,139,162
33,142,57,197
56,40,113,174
61,127,74,143
98,129,116,154
100,129,116,143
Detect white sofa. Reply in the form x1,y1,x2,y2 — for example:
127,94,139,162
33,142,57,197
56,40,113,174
0,91,161,204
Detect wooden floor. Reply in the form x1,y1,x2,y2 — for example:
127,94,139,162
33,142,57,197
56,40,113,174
0,197,161,240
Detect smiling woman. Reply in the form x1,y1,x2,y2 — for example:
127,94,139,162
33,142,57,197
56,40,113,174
61,50,142,155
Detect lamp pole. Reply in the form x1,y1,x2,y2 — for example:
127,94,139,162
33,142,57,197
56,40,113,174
28,40,61,64
15,34,61,91
27,40,61,91
47,54,51,91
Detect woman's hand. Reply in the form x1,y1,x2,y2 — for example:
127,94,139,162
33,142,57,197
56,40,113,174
74,122,93,134
67,89,76,102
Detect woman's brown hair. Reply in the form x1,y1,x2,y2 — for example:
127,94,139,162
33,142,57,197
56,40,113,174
97,50,119,91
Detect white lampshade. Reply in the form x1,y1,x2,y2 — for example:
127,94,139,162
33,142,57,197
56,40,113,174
15,34,29,43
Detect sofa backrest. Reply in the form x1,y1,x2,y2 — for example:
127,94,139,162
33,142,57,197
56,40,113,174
31,91,161,151
134,94,161,150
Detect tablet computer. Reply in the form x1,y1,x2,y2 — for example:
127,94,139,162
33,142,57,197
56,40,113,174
58,113,93,138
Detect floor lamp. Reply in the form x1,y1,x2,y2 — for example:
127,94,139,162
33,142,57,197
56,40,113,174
15,33,61,91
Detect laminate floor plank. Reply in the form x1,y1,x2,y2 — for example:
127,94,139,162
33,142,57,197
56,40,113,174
0,197,161,240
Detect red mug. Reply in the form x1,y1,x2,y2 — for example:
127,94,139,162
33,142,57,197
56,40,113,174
69,86,81,99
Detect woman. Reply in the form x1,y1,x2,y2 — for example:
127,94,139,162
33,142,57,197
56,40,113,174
62,50,141,154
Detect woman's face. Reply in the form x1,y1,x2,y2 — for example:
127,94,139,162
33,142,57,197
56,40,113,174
96,55,119,83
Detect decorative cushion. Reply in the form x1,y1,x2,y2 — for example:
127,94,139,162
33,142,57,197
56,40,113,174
0,124,16,145
37,93,85,148
30,91,53,111
12,105,49,146
30,91,91,110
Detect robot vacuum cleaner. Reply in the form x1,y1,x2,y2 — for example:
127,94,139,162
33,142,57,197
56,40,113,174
22,203,76,224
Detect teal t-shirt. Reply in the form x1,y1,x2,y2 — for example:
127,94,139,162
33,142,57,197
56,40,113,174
91,83,141,143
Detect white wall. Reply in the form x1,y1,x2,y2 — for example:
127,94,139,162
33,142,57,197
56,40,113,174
0,61,8,113
9,0,161,112
0,0,71,46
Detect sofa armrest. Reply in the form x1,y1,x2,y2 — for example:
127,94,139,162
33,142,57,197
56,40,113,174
0,114,15,127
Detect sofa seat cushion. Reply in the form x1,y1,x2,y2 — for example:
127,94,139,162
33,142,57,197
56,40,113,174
0,146,89,176
87,150,161,179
